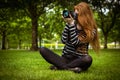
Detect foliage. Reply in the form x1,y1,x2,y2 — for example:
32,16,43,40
108,17,120,42
89,0,120,48
0,49,120,80
0,0,120,50
38,5,65,40
0,8,18,49
7,16,31,49
0,7,31,49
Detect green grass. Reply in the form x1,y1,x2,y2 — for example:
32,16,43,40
0,49,120,80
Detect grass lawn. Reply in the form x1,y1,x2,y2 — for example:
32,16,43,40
0,49,120,80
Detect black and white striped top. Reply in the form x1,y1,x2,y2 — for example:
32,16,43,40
61,24,89,56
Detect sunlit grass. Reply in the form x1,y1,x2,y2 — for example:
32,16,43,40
0,49,120,80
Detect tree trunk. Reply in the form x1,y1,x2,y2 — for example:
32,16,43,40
119,41,120,48
28,4,39,51
30,16,38,51
38,34,42,47
114,41,116,48
1,30,6,50
104,34,108,49
18,40,22,49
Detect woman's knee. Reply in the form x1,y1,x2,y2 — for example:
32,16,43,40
82,55,92,65
81,55,92,70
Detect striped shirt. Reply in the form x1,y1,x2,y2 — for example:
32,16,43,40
61,24,89,56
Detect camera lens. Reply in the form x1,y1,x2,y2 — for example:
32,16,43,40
62,10,70,18
64,12,69,17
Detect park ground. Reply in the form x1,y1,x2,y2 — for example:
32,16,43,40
0,49,120,80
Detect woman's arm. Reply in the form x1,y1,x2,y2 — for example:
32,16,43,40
61,25,69,44
61,24,82,46
68,24,81,46
62,15,81,45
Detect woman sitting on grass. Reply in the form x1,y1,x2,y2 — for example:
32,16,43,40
39,2,100,73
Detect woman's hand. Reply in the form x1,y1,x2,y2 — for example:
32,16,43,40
63,14,75,26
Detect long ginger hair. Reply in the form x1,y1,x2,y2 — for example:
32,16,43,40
74,2,100,53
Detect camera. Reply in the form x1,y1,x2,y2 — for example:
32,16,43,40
62,10,78,20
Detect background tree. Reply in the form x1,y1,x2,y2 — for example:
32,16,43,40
108,18,120,48
38,5,64,47
18,0,57,50
0,8,15,49
8,16,31,49
0,0,120,50
0,0,56,50
89,0,120,48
